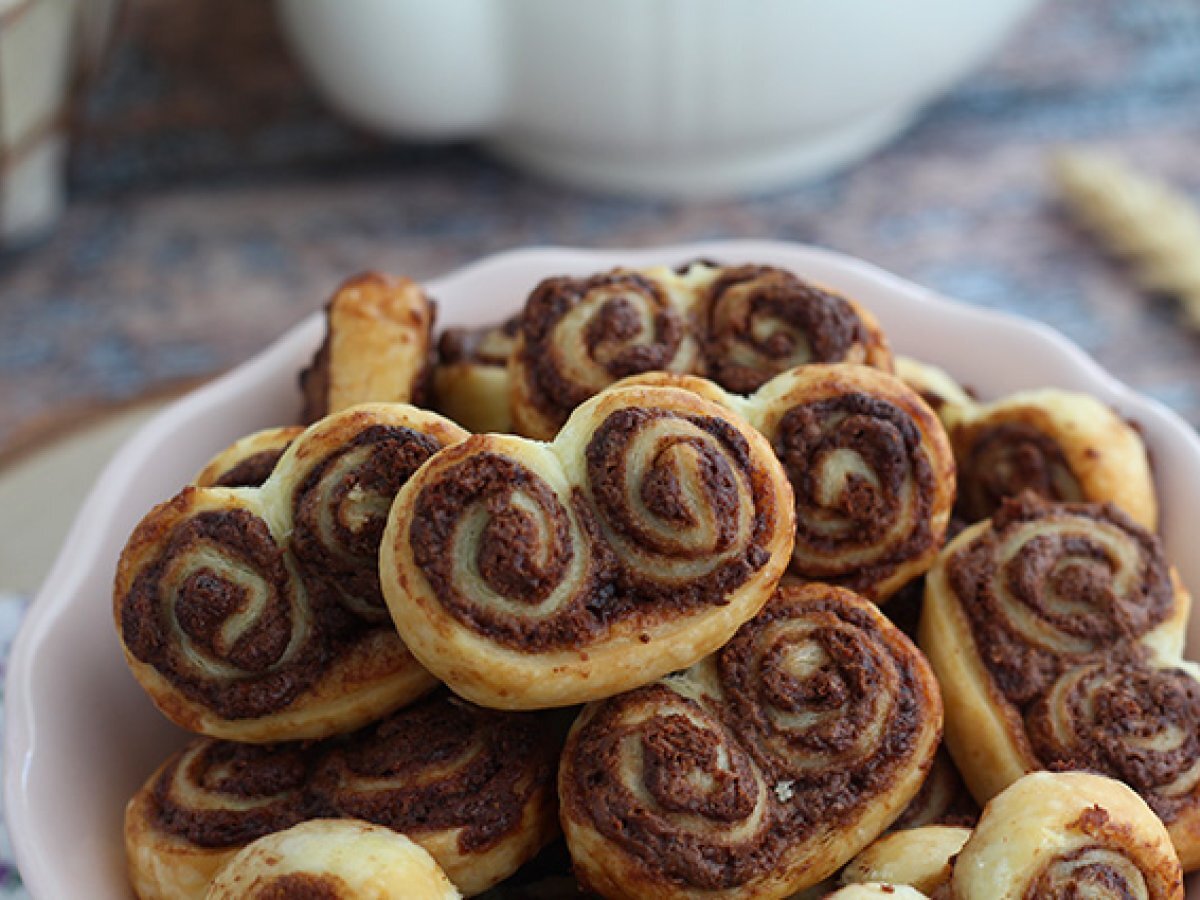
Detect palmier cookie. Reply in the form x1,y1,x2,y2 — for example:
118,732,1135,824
124,693,560,898
840,826,971,895
510,262,892,440
620,365,955,602
558,583,943,899
919,496,1200,867
433,316,519,433
115,404,468,741
299,272,435,423
206,820,460,899
952,771,1184,899
947,387,1156,529
382,383,794,709
193,426,305,489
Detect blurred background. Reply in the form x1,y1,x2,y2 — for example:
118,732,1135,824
0,5,1198,582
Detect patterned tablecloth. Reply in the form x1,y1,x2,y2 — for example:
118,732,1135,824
3,0,1200,894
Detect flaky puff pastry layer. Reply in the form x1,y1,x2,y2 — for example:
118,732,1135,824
382,383,794,710
947,387,1157,530
840,826,971,895
953,772,1183,899
299,272,435,422
193,426,305,489
508,262,892,440
115,404,467,741
433,317,519,434
919,496,1200,870
205,820,460,900
617,364,955,602
558,583,942,900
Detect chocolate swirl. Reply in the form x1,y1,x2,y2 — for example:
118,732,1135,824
291,424,443,622
151,740,312,848
120,499,326,720
957,422,1085,523
585,406,773,600
703,265,889,394
562,683,777,892
1027,660,1200,825
560,583,941,897
515,271,696,435
772,392,940,596
310,695,559,854
1025,846,1154,899
943,497,1175,703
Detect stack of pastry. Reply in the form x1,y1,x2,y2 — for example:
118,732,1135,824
111,262,1194,898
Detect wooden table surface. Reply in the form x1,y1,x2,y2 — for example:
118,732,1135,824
2,0,1200,462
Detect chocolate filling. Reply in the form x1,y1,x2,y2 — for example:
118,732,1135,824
958,421,1085,523
703,265,873,394
209,447,290,489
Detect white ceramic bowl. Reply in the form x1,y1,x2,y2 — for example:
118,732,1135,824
7,241,1200,897
276,0,1042,198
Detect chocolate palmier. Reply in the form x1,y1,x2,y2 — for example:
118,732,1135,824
115,404,467,742
558,583,942,899
382,383,794,709
433,316,519,434
193,426,305,489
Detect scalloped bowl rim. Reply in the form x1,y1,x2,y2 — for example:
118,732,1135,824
7,240,1200,897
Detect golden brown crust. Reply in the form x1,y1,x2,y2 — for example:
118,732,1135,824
115,404,467,741
433,318,519,434
558,583,943,899
126,695,559,898
948,388,1157,530
952,772,1184,899
299,273,435,423
382,383,795,709
919,496,1200,869
841,826,970,895
193,427,305,489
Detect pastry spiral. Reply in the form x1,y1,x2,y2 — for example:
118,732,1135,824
510,266,706,439
205,820,461,899
382,383,794,709
299,273,435,423
125,693,561,898
701,264,892,394
841,825,970,896
952,771,1184,899
947,388,1157,530
509,262,894,440
558,583,943,899
115,404,467,741
434,316,519,433
193,426,304,489
919,495,1198,867
619,365,956,602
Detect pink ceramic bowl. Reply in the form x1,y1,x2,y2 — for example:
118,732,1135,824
7,241,1200,897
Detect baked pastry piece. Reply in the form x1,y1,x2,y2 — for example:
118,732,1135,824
889,748,979,830
919,495,1200,868
115,404,467,741
382,383,795,709
825,886,929,899
558,583,942,899
206,820,460,899
125,693,561,899
620,364,956,602
434,317,519,433
193,426,305,488
951,771,1184,899
299,273,435,422
947,387,1157,529
509,262,892,439
840,826,971,895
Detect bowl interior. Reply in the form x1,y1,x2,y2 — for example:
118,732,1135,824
7,240,1200,898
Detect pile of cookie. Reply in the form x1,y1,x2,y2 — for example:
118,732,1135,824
113,262,1195,899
